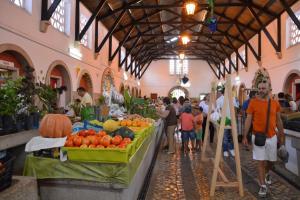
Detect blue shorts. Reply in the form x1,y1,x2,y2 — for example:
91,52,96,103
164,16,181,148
181,130,196,142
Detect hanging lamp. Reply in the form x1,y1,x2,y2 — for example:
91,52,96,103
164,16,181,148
185,0,196,15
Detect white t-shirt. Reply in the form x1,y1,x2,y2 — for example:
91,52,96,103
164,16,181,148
216,95,238,118
199,101,209,115
289,101,297,111
81,92,93,106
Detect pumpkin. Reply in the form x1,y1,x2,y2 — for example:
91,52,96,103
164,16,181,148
39,114,72,138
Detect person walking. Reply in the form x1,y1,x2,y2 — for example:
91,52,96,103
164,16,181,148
180,105,196,153
243,81,285,197
156,97,177,154
194,106,203,151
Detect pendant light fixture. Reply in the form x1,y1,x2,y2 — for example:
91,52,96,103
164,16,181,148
179,52,185,60
181,35,190,45
185,0,196,15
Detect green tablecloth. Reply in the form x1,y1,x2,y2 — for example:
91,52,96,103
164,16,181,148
23,126,156,186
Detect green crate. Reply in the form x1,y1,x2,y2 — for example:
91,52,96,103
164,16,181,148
62,143,134,163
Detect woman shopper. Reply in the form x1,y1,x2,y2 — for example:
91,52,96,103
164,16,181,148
180,105,196,153
156,97,177,154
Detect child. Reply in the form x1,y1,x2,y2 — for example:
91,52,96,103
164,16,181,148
194,106,203,151
180,105,196,153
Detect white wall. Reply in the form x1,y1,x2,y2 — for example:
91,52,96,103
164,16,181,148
141,59,215,98
0,0,139,99
228,1,300,94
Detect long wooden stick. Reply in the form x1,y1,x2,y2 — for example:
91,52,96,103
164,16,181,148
201,81,216,161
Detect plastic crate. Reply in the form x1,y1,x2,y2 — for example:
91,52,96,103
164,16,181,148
62,142,135,163
0,154,15,192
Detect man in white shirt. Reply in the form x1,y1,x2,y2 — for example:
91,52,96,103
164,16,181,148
199,95,215,143
77,87,93,107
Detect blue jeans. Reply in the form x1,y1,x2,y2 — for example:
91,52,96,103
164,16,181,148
223,129,233,152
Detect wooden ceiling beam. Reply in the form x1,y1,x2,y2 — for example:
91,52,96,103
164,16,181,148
248,6,280,53
113,9,163,33
109,25,135,61
206,60,220,79
280,0,300,30
98,0,141,20
41,0,62,21
75,0,107,41
95,9,126,53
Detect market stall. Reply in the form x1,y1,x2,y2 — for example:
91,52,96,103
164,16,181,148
23,116,163,200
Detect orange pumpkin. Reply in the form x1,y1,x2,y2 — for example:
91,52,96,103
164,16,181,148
39,114,72,138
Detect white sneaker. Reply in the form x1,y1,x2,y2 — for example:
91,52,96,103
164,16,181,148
229,149,235,156
258,185,267,197
223,151,229,157
265,173,272,185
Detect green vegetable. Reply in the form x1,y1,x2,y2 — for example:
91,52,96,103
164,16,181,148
111,127,135,140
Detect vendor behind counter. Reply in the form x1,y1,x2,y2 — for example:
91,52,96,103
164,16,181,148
77,87,93,107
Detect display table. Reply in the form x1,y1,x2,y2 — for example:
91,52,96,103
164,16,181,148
23,120,164,200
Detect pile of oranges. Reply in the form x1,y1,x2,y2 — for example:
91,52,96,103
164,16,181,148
64,129,132,149
119,119,149,127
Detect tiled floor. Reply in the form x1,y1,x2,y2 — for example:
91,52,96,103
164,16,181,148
145,134,300,200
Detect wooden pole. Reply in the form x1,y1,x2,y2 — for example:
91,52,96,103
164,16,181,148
210,78,228,196
209,75,244,197
201,81,217,161
227,77,244,196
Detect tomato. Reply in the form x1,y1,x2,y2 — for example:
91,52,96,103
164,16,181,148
88,144,96,148
107,144,116,148
98,130,107,137
87,129,96,136
112,135,123,145
80,144,88,148
123,137,132,144
73,136,82,147
64,140,74,147
101,135,112,147
82,138,91,146
117,144,127,149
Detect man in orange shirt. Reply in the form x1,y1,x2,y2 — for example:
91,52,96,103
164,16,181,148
243,81,285,197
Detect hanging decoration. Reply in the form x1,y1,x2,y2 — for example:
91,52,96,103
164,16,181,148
206,0,217,32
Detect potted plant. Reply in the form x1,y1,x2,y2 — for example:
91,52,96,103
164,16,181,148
36,82,57,115
0,78,22,133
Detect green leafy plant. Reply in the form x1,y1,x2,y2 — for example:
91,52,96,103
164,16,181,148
97,95,106,106
124,89,134,114
36,82,57,113
0,78,23,116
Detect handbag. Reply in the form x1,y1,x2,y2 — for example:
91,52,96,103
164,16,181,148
254,99,271,146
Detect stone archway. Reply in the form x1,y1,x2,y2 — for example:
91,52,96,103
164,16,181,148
283,69,300,101
0,43,36,80
168,86,189,99
46,60,72,108
78,70,93,95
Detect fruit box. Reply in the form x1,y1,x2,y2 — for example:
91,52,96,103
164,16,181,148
62,142,135,163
